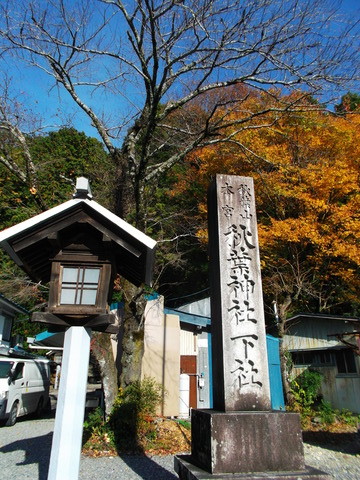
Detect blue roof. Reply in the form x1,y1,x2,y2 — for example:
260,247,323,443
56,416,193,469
165,308,211,328
165,307,279,342
33,330,64,348
35,331,56,342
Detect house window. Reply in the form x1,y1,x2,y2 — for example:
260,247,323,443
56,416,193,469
60,266,101,306
335,349,357,374
1,315,12,342
292,351,313,366
313,351,334,366
292,350,335,367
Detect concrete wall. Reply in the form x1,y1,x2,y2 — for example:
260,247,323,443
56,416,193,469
141,296,180,417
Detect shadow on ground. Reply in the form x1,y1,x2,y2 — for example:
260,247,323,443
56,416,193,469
119,454,178,480
0,430,52,480
303,430,360,455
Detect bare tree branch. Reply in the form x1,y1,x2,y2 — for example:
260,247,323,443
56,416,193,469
0,0,358,224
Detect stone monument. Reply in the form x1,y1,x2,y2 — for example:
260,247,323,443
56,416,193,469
175,174,330,480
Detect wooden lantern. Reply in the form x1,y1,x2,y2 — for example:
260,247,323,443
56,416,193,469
0,178,157,331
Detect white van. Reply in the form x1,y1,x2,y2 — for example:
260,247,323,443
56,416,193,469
0,356,50,426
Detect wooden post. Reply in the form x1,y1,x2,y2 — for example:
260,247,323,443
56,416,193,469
48,326,91,480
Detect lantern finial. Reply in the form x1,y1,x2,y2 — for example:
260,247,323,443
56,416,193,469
73,177,92,200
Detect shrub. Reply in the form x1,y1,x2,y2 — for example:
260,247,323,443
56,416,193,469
318,400,335,424
83,406,106,437
176,419,191,430
289,369,323,415
336,408,360,427
289,371,360,430
82,407,114,452
108,376,165,452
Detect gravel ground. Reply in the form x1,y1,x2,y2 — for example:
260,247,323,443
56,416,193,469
1,415,360,480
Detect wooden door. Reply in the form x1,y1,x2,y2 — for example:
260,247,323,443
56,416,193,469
180,355,197,409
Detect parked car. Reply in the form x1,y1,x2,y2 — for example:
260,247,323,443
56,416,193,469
0,356,50,426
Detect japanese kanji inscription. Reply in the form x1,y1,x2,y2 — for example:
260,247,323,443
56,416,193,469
208,174,271,411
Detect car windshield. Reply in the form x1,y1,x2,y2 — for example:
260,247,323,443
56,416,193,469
0,361,13,379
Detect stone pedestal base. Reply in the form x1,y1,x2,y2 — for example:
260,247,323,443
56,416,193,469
174,455,331,480
174,410,331,480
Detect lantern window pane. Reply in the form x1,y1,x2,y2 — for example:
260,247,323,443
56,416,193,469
60,266,101,305
62,267,79,283
84,268,100,284
60,288,77,305
81,289,98,305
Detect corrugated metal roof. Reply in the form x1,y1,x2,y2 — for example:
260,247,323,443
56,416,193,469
286,313,360,323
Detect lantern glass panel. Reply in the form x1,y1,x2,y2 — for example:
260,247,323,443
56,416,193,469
81,289,98,305
83,268,100,284
62,267,79,283
60,266,101,305
60,288,77,304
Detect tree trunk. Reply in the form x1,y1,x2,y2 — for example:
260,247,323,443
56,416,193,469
119,284,148,387
113,150,135,221
279,342,293,406
92,148,149,406
120,315,145,386
91,332,119,418
277,296,294,405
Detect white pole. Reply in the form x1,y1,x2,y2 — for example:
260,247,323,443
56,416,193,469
48,326,91,480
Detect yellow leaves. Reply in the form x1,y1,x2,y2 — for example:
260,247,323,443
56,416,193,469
198,203,207,215
259,205,360,264
259,215,324,248
174,88,360,304
196,228,208,244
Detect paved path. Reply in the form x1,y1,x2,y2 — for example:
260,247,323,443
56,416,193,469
1,415,360,479
0,416,177,480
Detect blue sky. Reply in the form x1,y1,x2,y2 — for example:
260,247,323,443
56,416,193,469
1,0,359,144
342,0,360,12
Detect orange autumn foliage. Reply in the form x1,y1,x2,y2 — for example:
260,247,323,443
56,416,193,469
172,91,360,314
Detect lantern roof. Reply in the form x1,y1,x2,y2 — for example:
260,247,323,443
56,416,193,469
0,178,157,287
